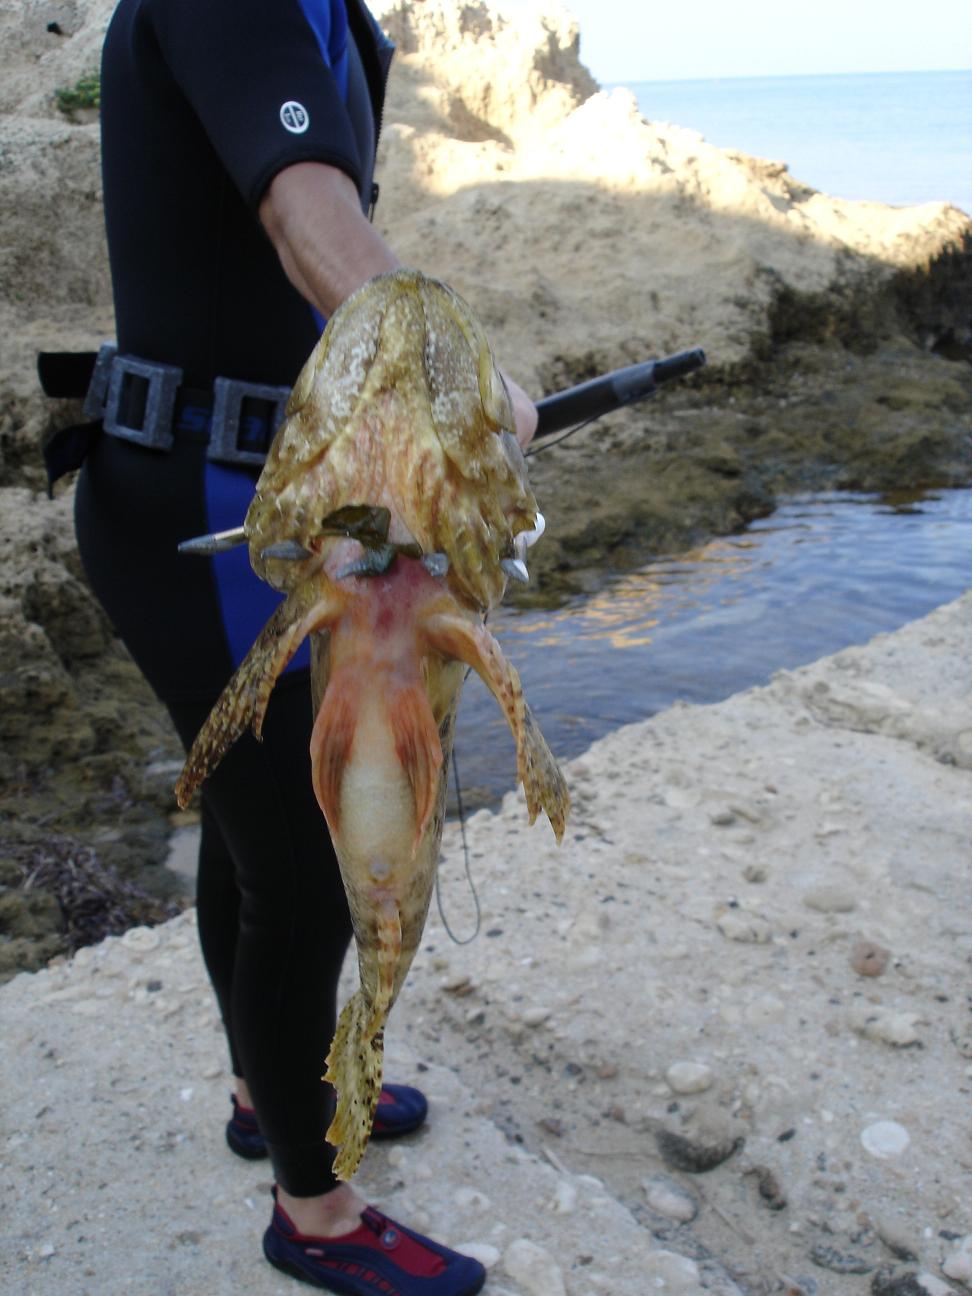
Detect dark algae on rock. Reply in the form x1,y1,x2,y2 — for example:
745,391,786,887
0,837,180,980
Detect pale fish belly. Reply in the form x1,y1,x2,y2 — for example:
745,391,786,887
338,692,419,878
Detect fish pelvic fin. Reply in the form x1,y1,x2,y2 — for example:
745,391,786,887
175,577,342,809
423,613,570,842
389,680,443,854
309,667,359,835
324,897,401,1180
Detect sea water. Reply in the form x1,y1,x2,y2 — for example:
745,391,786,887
451,490,972,809
613,70,972,214
440,71,972,814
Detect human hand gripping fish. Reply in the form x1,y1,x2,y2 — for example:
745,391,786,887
174,269,569,1180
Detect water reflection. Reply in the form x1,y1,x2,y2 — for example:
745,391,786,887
504,537,786,652
450,489,972,811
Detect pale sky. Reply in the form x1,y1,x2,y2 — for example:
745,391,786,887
504,0,972,83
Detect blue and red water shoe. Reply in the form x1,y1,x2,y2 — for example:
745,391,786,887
225,1094,268,1159
263,1191,486,1295
226,1085,429,1160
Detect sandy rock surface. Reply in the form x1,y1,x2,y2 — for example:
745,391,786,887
4,595,971,1294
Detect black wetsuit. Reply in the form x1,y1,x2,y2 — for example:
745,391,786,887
75,0,392,1196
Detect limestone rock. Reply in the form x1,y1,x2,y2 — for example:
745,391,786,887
850,1005,923,1047
643,1250,703,1292
802,884,857,913
852,939,891,977
642,1175,699,1223
503,1238,566,1296
665,1061,715,1094
860,1120,911,1159
942,1236,972,1283
716,907,773,943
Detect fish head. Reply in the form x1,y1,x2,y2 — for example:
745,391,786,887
244,269,540,613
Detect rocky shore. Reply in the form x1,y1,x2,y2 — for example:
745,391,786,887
2,2,971,1290
3,595,971,1294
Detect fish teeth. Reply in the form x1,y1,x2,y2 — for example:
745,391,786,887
522,512,545,547
514,512,545,565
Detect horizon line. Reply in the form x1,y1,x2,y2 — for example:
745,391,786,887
602,65,972,86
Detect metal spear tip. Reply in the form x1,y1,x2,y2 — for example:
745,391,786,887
500,556,530,584
260,540,313,562
177,524,247,555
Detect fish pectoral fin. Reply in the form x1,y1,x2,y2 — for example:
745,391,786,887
389,681,443,853
519,701,570,843
423,613,570,842
175,577,342,809
309,669,359,834
324,898,401,1181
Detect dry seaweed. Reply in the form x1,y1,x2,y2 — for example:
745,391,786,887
9,837,182,954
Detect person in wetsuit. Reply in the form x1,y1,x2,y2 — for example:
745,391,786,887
73,1,537,1291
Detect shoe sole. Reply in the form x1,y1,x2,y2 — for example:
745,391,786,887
265,1251,334,1290
225,1126,270,1160
370,1113,427,1140
264,1246,486,1295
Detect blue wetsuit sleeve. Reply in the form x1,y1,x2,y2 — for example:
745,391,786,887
145,0,359,209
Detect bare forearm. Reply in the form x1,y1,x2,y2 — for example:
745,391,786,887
259,162,399,317
259,161,537,445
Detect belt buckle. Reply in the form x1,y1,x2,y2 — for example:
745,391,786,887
103,354,182,450
208,377,290,468
82,342,118,418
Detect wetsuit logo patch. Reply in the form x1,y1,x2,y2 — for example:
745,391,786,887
280,101,309,134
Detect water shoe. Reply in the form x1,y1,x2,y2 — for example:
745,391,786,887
263,1191,486,1295
225,1093,267,1159
227,1084,428,1160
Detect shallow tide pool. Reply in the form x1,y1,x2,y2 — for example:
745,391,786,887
450,489,972,810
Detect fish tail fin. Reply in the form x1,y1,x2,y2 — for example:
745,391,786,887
323,990,385,1181
389,680,443,853
324,897,401,1180
309,669,360,833
424,612,570,842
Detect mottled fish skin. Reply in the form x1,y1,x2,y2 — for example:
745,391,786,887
175,269,569,1180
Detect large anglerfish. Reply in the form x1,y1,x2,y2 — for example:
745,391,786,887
175,269,569,1178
